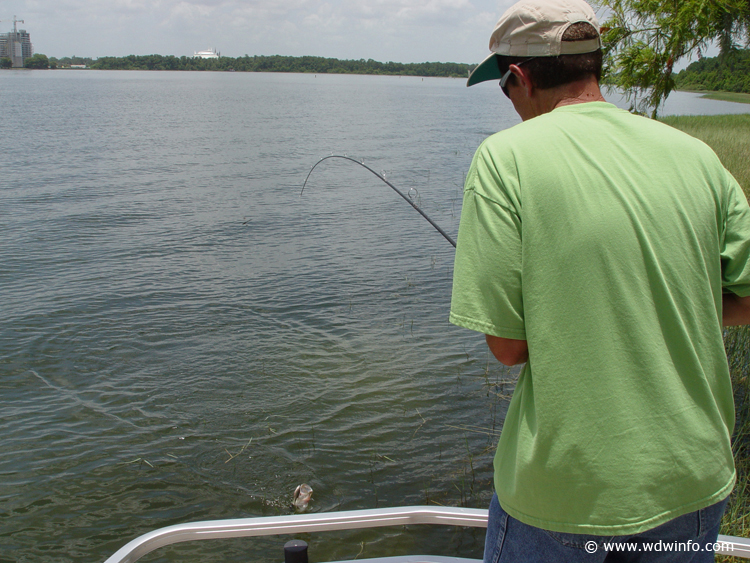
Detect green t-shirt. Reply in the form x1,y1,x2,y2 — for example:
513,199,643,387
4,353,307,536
450,102,750,535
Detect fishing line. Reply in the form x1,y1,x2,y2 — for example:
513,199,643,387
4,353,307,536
300,155,457,248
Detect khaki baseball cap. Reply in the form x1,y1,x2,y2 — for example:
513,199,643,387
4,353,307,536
467,0,601,87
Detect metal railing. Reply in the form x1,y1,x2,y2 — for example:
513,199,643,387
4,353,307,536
102,506,750,563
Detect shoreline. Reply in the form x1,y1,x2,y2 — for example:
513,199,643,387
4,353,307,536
678,89,750,105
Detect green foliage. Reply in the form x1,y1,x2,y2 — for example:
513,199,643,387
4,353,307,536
85,54,472,77
0,57,11,69
24,53,49,69
56,56,95,68
675,49,750,93
596,0,750,117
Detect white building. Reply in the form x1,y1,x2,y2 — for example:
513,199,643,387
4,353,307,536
194,48,220,59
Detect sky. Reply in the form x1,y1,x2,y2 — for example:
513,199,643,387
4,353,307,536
1,0,543,64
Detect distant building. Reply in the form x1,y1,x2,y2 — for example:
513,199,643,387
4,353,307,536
194,48,220,59
0,18,33,68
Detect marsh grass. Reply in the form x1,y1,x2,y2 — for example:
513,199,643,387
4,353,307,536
676,90,750,105
660,115,750,560
717,326,750,562
659,115,750,198
700,92,750,106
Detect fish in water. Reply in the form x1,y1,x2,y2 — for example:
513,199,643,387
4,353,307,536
293,484,313,512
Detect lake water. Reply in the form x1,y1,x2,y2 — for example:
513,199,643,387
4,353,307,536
1,70,747,563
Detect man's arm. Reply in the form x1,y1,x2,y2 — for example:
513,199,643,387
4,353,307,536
723,293,750,326
485,334,529,366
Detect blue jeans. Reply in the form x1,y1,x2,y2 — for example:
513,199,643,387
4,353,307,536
484,493,729,563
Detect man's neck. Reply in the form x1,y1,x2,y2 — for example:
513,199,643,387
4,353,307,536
553,77,606,109
523,77,605,120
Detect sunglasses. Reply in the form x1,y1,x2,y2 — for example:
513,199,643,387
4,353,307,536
500,57,537,98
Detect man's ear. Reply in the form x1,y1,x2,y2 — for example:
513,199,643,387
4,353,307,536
509,64,534,96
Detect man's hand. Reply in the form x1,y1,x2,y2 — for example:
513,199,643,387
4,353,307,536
485,334,529,366
723,293,750,326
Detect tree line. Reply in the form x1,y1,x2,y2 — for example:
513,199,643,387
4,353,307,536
674,50,750,94
1,53,53,68
37,54,470,78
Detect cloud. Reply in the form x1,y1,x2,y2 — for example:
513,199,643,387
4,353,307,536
229,0,316,23
345,0,472,25
11,0,503,62
167,1,217,22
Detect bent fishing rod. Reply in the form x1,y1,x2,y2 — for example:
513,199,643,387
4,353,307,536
300,155,457,248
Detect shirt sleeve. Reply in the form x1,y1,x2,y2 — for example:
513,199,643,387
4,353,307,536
721,168,750,297
449,147,526,340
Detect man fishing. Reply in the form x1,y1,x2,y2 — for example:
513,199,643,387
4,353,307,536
449,0,750,560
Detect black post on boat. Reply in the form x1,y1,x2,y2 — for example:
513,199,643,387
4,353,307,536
284,539,309,563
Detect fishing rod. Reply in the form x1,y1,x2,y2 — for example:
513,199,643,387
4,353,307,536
300,155,457,248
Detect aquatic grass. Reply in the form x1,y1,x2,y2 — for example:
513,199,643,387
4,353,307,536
659,115,750,198
122,457,154,469
412,409,427,438
699,92,750,106
676,90,750,105
717,326,750,562
224,438,253,463
661,115,750,559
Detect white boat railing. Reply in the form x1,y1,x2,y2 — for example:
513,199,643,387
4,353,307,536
102,505,750,563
